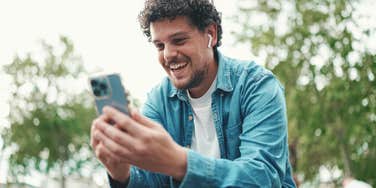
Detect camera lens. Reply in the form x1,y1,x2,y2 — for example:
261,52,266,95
93,89,101,97
99,83,107,90
90,79,98,87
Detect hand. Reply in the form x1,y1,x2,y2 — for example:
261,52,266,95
95,106,188,180
91,115,131,182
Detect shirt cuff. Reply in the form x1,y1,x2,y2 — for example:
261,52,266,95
108,173,130,188
173,150,215,188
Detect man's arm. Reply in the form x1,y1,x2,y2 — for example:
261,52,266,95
97,103,187,187
91,115,131,186
173,74,295,188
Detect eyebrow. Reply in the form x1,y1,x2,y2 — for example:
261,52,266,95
152,31,190,44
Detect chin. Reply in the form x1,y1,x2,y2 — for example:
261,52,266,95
173,83,189,90
171,79,191,90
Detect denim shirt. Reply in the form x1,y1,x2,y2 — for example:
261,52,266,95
110,51,296,188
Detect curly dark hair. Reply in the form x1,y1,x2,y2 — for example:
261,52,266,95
138,0,223,48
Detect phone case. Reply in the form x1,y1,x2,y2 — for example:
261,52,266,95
89,73,129,115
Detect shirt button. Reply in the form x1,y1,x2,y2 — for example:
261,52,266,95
188,115,193,121
220,93,224,97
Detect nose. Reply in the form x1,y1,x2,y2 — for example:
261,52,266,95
163,44,178,63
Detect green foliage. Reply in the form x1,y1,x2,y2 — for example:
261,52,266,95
232,0,375,186
2,37,98,180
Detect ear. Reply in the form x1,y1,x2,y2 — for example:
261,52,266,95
206,24,218,47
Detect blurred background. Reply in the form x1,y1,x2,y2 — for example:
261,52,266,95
0,0,375,187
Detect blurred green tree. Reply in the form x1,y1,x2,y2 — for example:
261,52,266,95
2,36,98,188
232,0,375,186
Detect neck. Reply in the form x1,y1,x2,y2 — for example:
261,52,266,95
188,57,218,98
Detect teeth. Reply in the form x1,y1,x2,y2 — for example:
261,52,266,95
170,63,186,70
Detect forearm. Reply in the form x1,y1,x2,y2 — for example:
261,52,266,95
174,149,289,188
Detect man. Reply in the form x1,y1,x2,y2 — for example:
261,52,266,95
91,0,296,187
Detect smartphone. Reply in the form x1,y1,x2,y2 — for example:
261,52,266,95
89,73,129,115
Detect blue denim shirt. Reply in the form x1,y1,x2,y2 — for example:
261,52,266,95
110,51,296,188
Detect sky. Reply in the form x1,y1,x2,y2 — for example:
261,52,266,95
0,0,252,185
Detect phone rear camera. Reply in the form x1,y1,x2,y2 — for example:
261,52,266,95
90,77,110,98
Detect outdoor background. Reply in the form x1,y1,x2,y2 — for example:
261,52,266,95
0,0,375,187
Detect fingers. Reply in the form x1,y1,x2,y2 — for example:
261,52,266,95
94,118,136,150
131,110,157,128
90,119,101,148
95,142,127,165
94,128,133,160
103,106,147,135
90,114,110,148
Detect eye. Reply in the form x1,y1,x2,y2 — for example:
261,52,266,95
172,38,187,45
154,43,164,51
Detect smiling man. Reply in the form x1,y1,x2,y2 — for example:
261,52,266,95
90,0,296,187
151,15,218,98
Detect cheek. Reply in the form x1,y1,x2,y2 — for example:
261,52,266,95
158,52,165,66
158,53,170,73
157,51,163,62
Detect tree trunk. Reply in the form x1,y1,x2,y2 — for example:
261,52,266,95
59,161,66,188
289,139,298,170
336,118,352,177
340,142,352,177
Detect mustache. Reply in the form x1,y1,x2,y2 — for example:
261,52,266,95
164,55,190,66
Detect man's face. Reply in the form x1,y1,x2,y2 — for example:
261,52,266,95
150,16,215,90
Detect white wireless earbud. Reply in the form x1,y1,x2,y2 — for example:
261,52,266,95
207,34,213,48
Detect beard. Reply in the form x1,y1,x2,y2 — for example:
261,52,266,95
176,66,208,90
165,54,209,90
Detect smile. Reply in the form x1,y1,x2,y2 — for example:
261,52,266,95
169,62,188,71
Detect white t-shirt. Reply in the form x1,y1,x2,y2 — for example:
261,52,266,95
188,78,220,158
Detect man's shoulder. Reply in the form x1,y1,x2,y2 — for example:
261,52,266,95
221,54,274,84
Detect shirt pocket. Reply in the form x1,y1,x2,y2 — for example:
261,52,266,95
225,122,242,159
